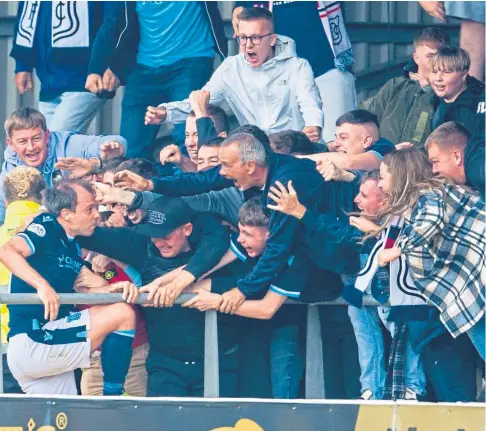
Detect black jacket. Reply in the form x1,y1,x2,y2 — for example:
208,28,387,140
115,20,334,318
152,153,339,297
432,76,485,134
465,120,485,199
87,1,228,84
77,213,228,281
77,213,235,361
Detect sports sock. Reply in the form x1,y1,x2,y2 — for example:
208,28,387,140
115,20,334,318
101,330,135,396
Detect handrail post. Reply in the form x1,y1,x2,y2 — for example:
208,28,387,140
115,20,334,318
305,304,325,399
204,309,219,398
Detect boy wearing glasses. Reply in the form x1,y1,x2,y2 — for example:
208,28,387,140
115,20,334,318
145,8,323,144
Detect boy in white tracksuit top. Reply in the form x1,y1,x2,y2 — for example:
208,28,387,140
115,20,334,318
145,8,324,142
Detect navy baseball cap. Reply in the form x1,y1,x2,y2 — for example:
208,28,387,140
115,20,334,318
133,196,193,238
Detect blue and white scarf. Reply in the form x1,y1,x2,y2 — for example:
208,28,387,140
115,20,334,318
16,1,89,49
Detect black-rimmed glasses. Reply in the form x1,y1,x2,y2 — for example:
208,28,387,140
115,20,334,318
236,33,273,46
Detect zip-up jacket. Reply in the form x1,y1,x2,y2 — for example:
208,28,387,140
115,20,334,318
87,1,227,84
363,62,437,147
161,35,323,134
150,153,336,297
10,1,121,99
0,131,126,223
432,76,485,133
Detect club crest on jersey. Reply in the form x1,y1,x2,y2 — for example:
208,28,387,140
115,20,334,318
27,223,46,237
104,270,116,281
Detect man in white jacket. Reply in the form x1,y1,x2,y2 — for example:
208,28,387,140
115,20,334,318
145,8,323,143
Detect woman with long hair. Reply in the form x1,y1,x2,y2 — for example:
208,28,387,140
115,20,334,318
376,148,486,360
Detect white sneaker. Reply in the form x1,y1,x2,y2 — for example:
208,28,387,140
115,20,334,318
404,388,418,401
360,389,374,400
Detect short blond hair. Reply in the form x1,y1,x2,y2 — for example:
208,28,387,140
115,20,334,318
4,107,47,138
413,27,450,49
4,167,46,204
425,121,470,152
431,46,470,73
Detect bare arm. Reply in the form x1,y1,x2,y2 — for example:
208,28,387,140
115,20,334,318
299,152,382,171
233,290,287,319
184,285,287,320
198,248,238,281
0,236,60,320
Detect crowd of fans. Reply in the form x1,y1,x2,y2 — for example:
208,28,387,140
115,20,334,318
0,2,485,402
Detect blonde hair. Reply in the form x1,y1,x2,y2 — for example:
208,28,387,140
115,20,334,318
4,167,46,204
425,121,470,151
369,149,448,239
431,46,470,73
4,107,47,138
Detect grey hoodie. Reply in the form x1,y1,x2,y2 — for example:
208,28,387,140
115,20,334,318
161,35,323,135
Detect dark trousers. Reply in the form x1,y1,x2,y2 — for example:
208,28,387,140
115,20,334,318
421,333,478,402
146,349,238,397
237,319,272,398
319,305,361,399
121,57,214,159
2,354,22,394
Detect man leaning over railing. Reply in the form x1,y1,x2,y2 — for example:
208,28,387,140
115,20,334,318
0,179,137,396
75,196,237,397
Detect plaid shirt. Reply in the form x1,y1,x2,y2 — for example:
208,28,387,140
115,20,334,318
396,185,486,338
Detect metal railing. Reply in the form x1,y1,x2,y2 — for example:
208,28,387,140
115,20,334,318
0,293,392,397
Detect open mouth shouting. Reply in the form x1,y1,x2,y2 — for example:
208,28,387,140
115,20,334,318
245,50,259,66
25,151,42,165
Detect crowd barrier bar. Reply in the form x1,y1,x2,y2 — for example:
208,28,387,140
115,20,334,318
0,293,447,399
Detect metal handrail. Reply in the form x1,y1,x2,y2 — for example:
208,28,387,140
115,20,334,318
0,293,387,397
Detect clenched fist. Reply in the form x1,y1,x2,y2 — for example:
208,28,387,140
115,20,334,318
85,74,104,94
15,72,34,94
302,126,321,143
145,106,167,125
189,90,211,118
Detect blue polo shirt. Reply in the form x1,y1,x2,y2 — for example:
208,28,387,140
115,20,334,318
8,214,85,338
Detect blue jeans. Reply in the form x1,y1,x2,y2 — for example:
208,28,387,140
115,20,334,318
348,306,386,399
269,323,304,399
121,57,214,159
39,91,105,133
348,305,427,399
467,315,485,361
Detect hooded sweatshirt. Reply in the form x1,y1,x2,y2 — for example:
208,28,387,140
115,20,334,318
432,76,485,133
161,35,323,134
